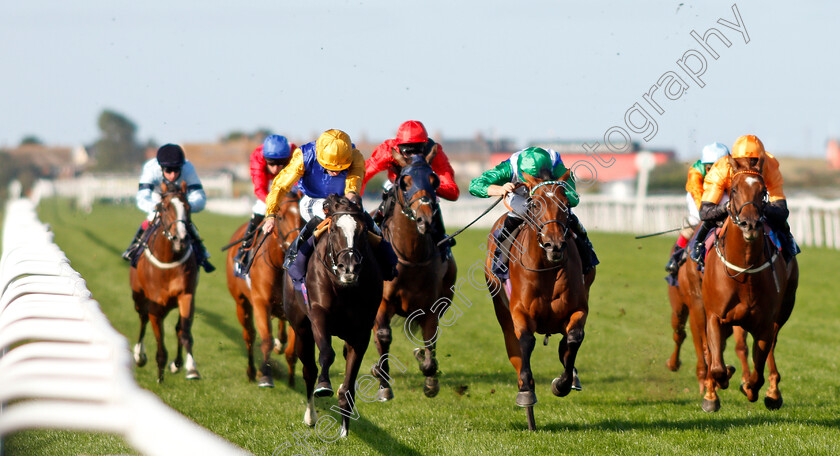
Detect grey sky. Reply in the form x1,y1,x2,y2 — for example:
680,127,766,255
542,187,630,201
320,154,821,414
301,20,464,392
2,0,837,158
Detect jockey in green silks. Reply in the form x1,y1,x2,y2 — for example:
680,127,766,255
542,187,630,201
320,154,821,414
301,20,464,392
469,146,599,279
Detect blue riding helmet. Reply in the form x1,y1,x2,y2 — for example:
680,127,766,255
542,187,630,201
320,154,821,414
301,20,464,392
262,135,291,160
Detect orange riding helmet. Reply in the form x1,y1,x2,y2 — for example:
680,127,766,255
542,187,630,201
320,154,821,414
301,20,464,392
731,135,765,159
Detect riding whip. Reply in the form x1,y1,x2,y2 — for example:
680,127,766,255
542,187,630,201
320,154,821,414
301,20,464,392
634,227,684,239
436,195,505,246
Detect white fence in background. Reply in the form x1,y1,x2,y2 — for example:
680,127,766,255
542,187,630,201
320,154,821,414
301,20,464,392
0,198,251,456
436,194,840,250
35,174,234,211
32,176,840,250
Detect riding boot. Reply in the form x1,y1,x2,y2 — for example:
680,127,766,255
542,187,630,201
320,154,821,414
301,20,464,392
285,217,322,287
690,221,713,268
431,208,454,260
768,220,800,262
361,210,382,236
569,212,599,275
188,222,215,273
122,225,145,261
373,237,399,281
665,243,684,275
234,213,264,274
492,215,524,280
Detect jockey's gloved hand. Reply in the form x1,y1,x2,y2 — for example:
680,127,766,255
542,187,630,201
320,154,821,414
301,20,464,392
699,201,727,222
763,200,789,226
347,192,362,208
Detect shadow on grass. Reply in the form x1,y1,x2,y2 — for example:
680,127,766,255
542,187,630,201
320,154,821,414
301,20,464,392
515,414,840,433
199,307,246,347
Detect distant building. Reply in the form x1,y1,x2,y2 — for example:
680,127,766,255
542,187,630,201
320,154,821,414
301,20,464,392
826,138,840,170
438,133,517,180
181,138,263,179
3,144,89,178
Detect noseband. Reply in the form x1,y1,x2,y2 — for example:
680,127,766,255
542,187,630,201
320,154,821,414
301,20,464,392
397,163,440,223
322,211,364,276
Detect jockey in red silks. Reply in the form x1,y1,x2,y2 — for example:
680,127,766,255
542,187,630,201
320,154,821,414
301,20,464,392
363,120,460,258
233,134,296,275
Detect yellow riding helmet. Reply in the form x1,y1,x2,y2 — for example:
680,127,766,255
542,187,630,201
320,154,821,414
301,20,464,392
731,135,765,159
316,129,353,171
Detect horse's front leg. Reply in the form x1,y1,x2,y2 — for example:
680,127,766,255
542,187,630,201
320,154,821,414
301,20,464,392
733,325,751,386
176,293,200,380
763,327,783,410
133,295,149,367
170,317,184,374
235,298,257,382
514,329,537,406
415,308,441,398
295,322,318,426
552,310,586,397
372,300,395,401
336,338,370,438
311,309,335,397
149,312,167,383
741,328,772,403
253,298,275,387
702,314,733,412
667,289,688,372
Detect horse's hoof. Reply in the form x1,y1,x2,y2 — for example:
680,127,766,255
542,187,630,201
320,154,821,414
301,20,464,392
157,374,165,384
515,390,537,407
726,365,736,379
273,338,284,354
135,353,147,368
186,369,201,380
764,395,783,410
667,358,681,372
377,387,394,402
571,368,582,391
314,382,334,397
413,347,424,363
551,376,571,397
169,361,181,374
701,397,720,413
258,376,275,388
424,377,440,398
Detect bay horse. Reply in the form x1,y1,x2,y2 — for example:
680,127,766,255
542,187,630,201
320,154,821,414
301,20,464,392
130,181,200,383
284,194,384,437
225,191,302,388
484,170,596,431
700,155,798,412
667,237,750,394
372,154,457,400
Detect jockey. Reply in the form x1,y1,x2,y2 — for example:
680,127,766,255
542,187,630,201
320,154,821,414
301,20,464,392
690,134,800,266
232,134,296,275
664,142,730,277
261,129,397,288
469,146,599,279
363,120,460,258
121,143,215,273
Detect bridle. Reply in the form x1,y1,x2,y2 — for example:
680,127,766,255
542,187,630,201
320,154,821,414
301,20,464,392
505,181,572,272
727,170,768,229
144,191,194,269
396,162,441,224
320,210,364,277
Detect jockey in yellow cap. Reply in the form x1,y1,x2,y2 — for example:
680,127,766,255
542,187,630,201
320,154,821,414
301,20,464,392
261,129,397,288
689,135,799,266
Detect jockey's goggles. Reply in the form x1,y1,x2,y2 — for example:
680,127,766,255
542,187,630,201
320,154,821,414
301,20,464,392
162,166,182,174
265,158,288,167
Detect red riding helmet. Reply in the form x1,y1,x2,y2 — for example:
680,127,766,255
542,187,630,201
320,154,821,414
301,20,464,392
395,120,428,145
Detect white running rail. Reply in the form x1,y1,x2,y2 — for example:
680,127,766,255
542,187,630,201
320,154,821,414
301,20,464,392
0,198,251,456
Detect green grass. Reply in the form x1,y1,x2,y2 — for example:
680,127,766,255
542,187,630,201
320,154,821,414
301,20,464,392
4,198,840,455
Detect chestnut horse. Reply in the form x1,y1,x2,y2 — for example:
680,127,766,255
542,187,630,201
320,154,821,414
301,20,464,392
225,191,302,388
284,195,384,437
373,154,457,400
700,156,799,412
130,181,200,383
485,170,596,430
667,241,750,394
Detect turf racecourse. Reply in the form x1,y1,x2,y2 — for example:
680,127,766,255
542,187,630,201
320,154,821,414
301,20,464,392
4,199,839,455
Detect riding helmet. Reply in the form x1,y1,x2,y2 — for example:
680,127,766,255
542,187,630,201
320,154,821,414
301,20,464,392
731,135,765,159
396,120,428,145
156,144,186,168
315,129,354,171
701,142,730,164
516,147,553,179
262,135,291,160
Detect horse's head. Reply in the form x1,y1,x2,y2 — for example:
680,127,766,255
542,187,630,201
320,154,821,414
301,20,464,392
323,194,368,286
521,168,574,264
728,155,767,243
158,181,192,252
396,154,440,235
